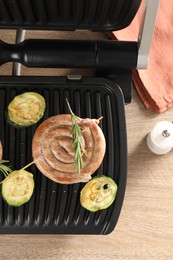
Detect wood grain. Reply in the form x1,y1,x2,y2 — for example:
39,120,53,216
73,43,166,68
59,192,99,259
0,30,172,260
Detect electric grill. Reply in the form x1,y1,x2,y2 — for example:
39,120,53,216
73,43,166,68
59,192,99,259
0,0,159,234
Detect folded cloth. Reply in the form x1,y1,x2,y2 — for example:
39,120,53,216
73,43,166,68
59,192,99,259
108,0,173,113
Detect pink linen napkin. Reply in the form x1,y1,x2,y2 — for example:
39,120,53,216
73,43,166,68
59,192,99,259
108,0,173,113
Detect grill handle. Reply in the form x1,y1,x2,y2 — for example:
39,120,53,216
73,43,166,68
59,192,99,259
0,39,138,70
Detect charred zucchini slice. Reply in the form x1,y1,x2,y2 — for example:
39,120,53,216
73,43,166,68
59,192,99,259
2,170,34,207
80,175,118,212
7,92,46,127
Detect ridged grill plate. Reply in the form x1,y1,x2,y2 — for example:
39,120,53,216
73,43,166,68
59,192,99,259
0,76,127,234
0,0,142,31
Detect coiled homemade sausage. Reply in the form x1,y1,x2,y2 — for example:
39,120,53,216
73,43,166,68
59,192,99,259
32,114,106,184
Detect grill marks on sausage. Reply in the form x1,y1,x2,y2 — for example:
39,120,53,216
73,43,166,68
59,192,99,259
32,114,106,184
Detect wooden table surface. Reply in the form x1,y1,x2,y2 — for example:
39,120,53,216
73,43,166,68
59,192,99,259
0,30,172,260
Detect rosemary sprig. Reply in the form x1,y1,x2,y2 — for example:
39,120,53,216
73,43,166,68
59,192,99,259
66,99,86,174
0,160,12,178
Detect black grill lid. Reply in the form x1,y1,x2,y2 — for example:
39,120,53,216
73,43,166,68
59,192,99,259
0,0,142,31
0,76,127,234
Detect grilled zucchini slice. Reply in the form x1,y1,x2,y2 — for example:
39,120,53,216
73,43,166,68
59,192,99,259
7,92,46,127
80,175,118,212
2,170,34,207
